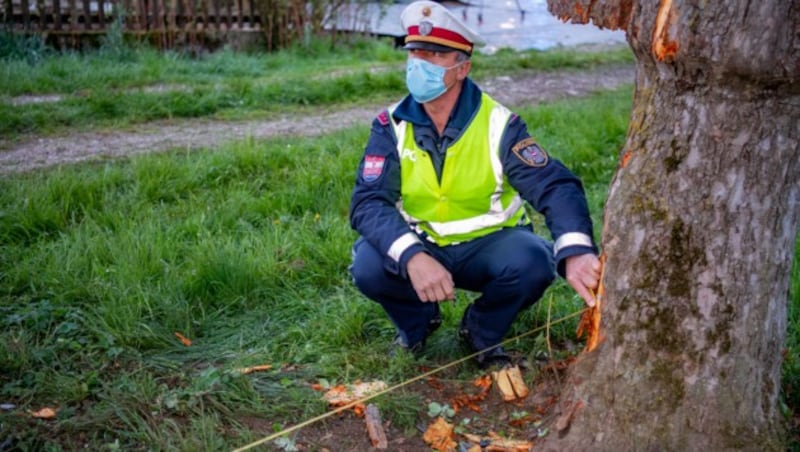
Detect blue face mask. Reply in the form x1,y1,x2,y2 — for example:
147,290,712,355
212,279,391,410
405,58,463,104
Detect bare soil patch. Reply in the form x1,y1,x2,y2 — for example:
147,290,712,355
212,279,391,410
0,64,634,175
240,355,573,451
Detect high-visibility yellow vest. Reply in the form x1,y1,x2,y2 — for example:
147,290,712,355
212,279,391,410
390,94,526,246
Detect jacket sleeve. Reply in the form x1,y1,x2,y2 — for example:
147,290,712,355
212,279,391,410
349,113,426,276
500,114,598,277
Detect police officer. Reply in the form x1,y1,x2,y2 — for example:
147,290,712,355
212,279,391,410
349,1,601,368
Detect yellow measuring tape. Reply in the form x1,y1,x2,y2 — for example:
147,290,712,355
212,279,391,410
232,308,587,452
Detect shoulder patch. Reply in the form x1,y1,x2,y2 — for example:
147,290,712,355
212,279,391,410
376,110,390,126
512,137,549,167
362,155,385,182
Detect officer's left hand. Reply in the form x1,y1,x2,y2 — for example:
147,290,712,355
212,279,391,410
565,253,601,307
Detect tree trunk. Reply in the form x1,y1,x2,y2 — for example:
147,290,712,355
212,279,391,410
543,0,800,448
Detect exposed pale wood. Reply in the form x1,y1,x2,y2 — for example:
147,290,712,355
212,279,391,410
491,366,530,402
505,365,529,399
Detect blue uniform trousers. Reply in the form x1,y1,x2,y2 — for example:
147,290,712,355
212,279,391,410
350,226,556,350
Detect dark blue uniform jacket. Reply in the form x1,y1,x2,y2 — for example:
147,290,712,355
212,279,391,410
349,78,597,278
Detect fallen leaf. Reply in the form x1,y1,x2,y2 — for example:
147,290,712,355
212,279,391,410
426,376,444,391
473,374,492,390
452,394,482,414
508,414,536,428
174,332,192,346
235,364,273,375
352,403,366,418
323,381,387,409
422,417,457,452
450,375,493,414
30,407,57,419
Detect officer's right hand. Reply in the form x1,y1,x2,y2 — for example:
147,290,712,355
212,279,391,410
565,253,601,307
406,253,455,302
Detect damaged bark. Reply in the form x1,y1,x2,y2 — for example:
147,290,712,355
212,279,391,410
543,0,800,448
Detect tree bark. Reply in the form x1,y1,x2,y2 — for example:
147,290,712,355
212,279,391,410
543,0,800,449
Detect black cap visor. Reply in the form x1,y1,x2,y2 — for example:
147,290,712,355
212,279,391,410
403,40,461,53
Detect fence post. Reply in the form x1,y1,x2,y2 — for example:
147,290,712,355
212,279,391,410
236,0,241,29
37,0,45,31
135,0,144,32
21,0,30,30
120,0,131,29
81,0,90,29
180,0,193,46
2,0,10,26
211,0,218,32
97,0,105,27
54,0,62,30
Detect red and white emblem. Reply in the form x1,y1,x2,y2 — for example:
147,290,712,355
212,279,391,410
363,155,385,182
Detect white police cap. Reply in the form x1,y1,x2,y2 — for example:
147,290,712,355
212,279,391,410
401,1,485,55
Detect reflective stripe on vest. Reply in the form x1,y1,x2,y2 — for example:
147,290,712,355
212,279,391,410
390,93,526,246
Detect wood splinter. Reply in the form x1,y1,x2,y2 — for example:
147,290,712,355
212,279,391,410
492,365,529,402
365,404,388,449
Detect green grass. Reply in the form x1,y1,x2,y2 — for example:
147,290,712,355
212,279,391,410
0,41,796,449
0,35,632,138
785,237,800,442
0,82,633,449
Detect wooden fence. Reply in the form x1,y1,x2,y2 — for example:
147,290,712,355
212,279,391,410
2,0,262,47
1,0,407,50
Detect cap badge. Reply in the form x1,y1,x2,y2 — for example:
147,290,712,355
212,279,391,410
422,6,431,16
419,20,433,36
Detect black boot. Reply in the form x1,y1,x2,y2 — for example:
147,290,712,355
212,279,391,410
458,304,511,370
390,305,442,357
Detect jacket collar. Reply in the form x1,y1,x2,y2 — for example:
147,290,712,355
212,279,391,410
392,78,482,133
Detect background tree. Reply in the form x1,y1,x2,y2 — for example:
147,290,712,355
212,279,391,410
542,0,800,448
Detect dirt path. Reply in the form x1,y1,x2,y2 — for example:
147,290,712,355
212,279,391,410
0,64,634,175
